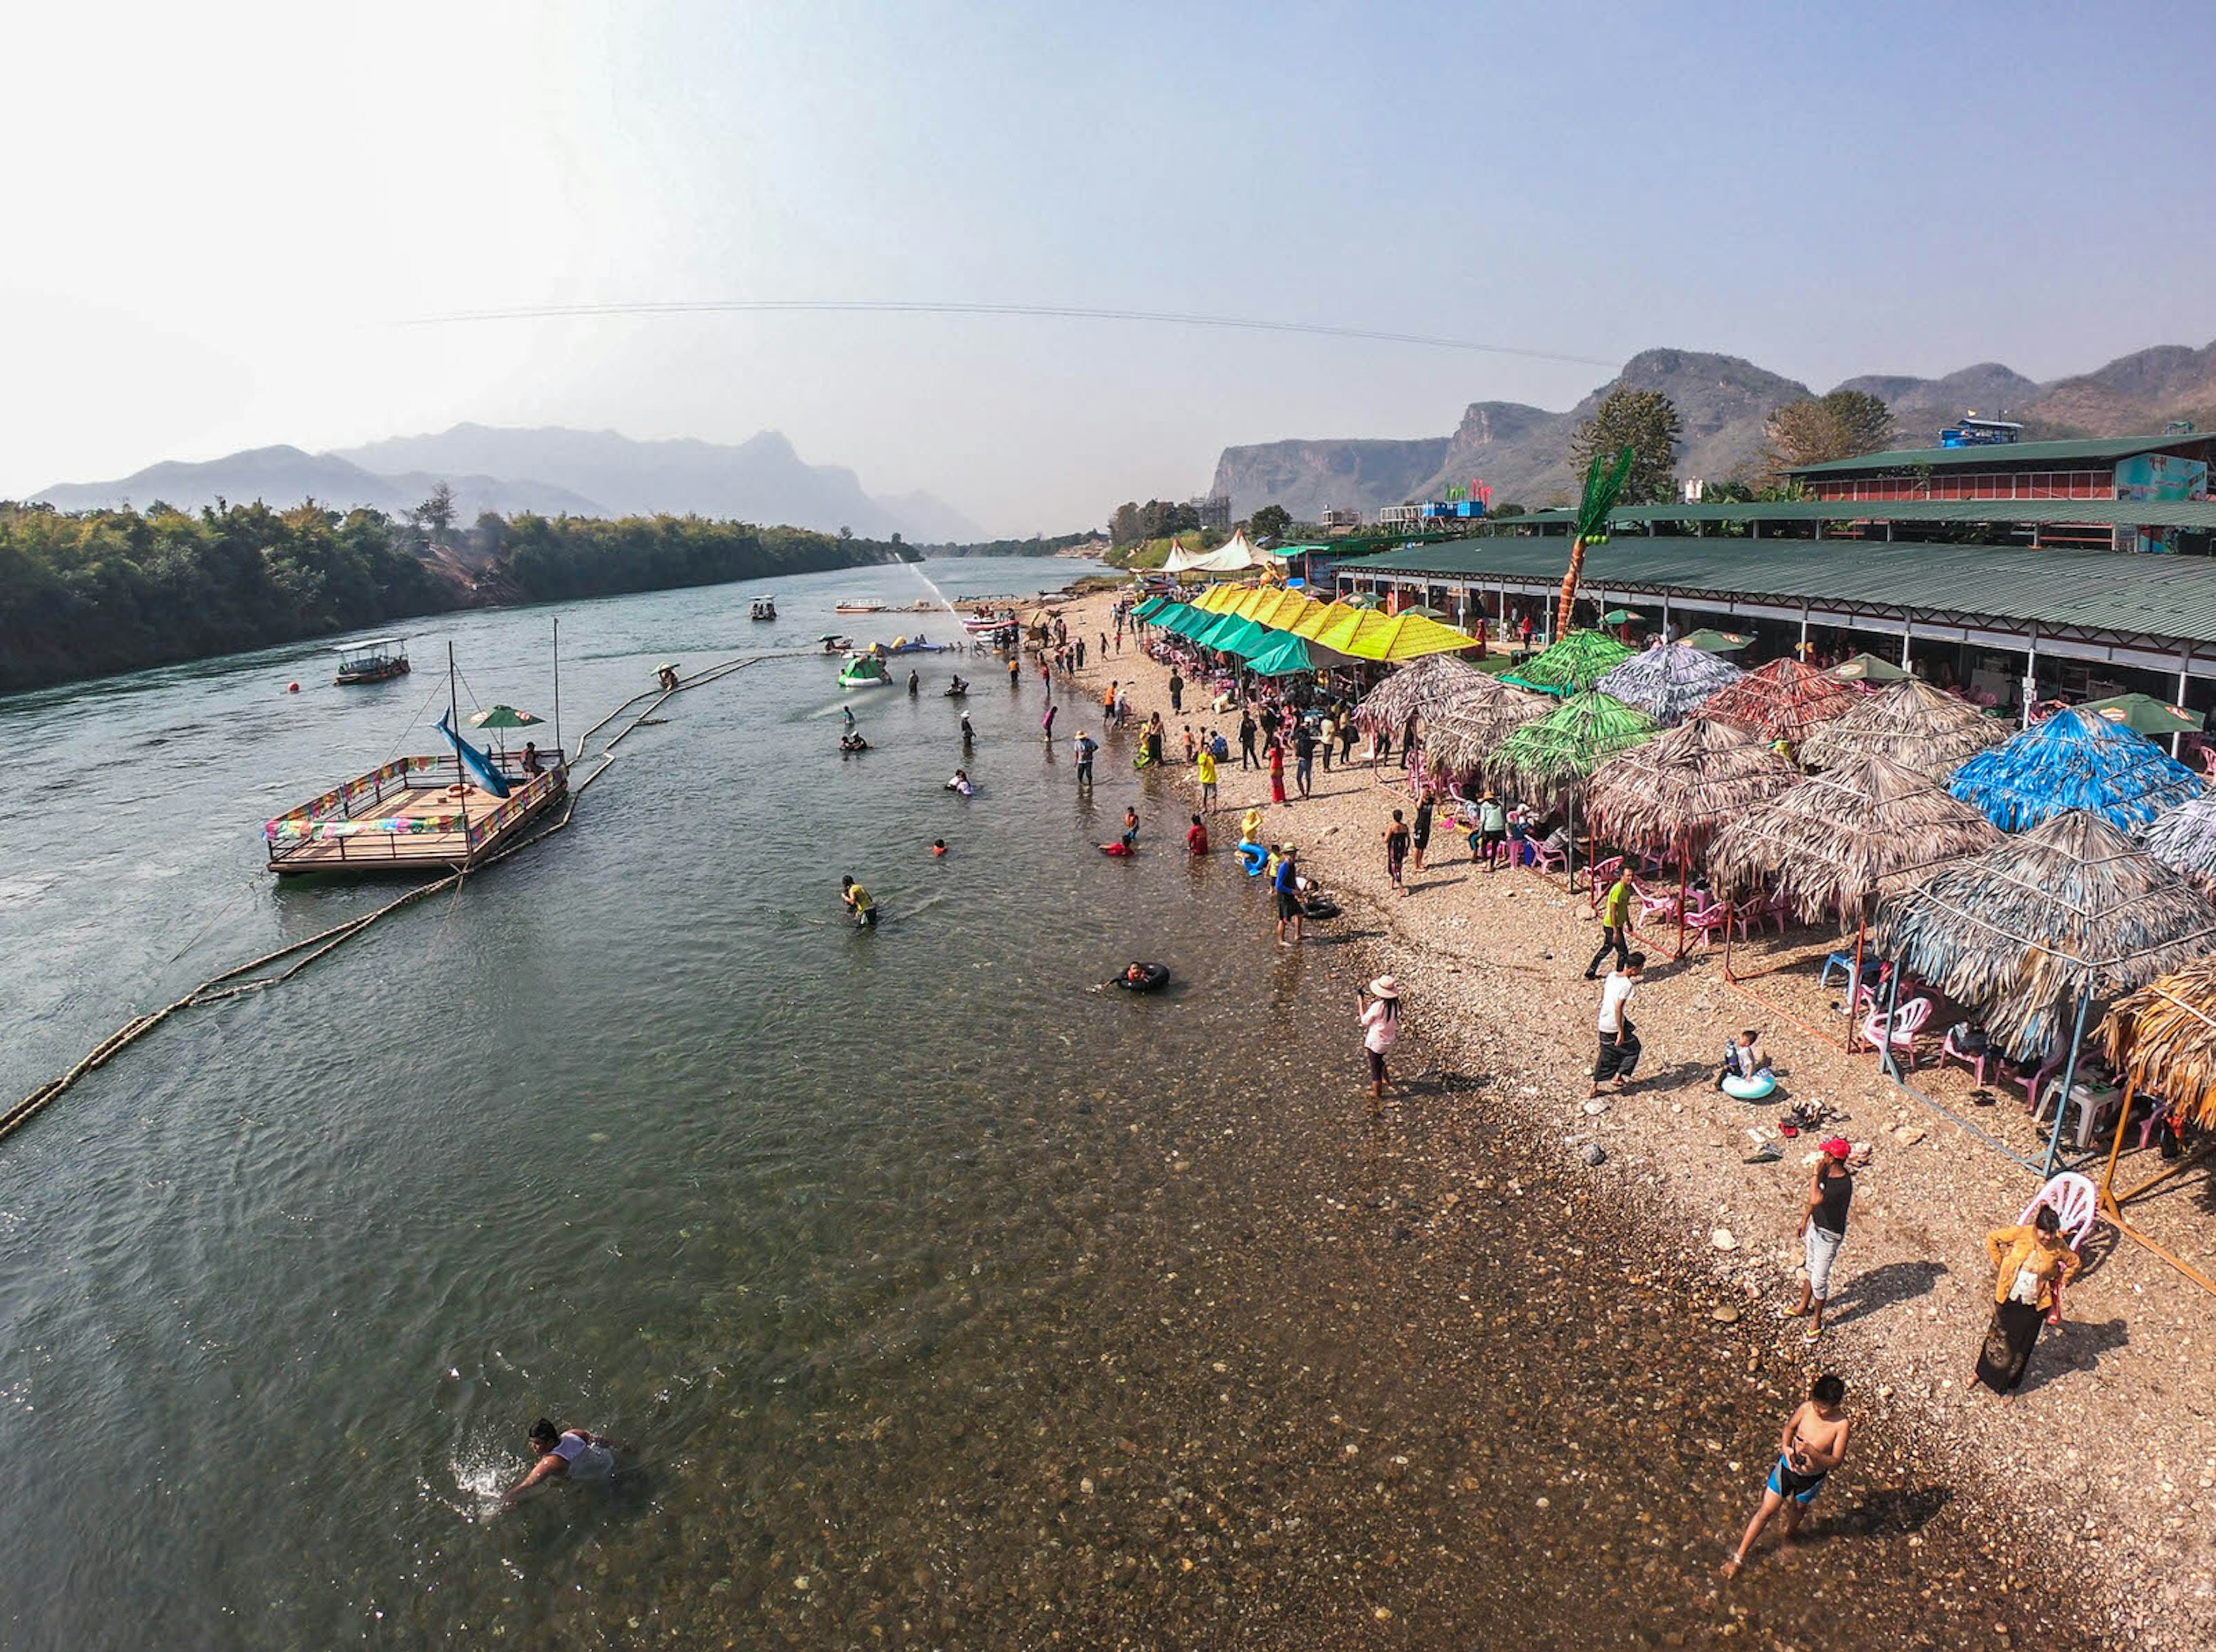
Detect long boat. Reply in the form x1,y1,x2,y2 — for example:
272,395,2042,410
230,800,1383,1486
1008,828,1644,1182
834,597,887,614
335,637,410,684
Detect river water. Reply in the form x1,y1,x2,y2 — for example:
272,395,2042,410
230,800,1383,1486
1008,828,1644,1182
0,557,2086,1649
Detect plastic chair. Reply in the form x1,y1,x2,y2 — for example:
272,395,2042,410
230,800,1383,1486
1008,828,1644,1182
1530,838,1569,875
2137,1097,2177,1151
2019,1171,2101,1252
1587,857,1624,903
1683,899,1733,948
2035,1077,2125,1151
2012,1050,2066,1114
1820,950,1856,988
1858,995,1933,1067
1938,1025,1993,1087
1637,885,1683,924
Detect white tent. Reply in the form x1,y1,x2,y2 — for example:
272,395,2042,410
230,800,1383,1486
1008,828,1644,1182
1173,529,1281,575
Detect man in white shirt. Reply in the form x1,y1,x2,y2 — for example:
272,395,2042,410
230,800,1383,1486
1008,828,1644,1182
1591,952,1646,1097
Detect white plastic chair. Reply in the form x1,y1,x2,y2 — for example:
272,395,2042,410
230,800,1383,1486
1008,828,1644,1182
1858,995,1933,1067
2019,1171,2101,1251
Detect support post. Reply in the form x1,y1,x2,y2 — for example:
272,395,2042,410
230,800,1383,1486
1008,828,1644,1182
1798,606,1809,657
1877,954,1903,1078
2024,630,2039,729
2041,988,2096,1178
2176,651,2191,761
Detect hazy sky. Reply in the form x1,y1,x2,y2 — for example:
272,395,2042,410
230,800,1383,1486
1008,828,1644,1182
6,1,2213,534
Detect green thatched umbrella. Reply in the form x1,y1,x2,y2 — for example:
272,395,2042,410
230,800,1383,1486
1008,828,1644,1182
1874,810,2216,1070
1503,629,1634,697
1492,690,1659,806
1596,642,1745,728
1799,676,2007,778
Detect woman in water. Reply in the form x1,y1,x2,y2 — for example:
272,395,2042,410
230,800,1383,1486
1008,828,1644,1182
1356,976,1399,1100
504,1418,616,1504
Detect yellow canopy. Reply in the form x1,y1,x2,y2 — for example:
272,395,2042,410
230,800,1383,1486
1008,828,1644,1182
1339,612,1483,662
1229,587,1273,621
1245,589,1309,631
1200,584,1246,613
1313,606,1390,654
1292,600,1356,641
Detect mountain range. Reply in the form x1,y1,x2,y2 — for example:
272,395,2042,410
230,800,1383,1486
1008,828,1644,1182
32,425,987,543
1208,341,2216,519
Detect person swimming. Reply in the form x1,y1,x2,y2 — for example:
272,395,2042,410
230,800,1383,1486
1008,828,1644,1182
503,1418,616,1504
947,769,975,796
960,713,975,748
931,838,948,856
840,731,870,753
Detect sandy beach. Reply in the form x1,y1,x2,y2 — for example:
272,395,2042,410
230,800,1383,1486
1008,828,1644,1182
1058,586,2216,1647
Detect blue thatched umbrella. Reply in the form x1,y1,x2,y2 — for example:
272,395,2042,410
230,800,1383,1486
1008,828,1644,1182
1948,707,2202,833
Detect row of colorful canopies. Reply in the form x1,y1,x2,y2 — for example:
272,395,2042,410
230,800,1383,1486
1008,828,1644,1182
1130,585,1483,675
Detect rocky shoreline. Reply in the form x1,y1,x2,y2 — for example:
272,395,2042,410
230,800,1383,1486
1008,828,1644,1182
1055,586,2216,1649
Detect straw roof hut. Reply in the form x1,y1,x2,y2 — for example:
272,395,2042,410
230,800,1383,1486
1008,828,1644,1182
1419,679,1552,777
1707,753,2004,927
1799,677,2008,777
1698,657,1861,748
1355,653,1491,732
1491,690,1658,805
1948,706,2202,833
1595,642,1745,728
1585,715,1801,860
2101,956,2216,1128
2139,795,2216,894
1874,811,2216,1064
1503,629,1633,696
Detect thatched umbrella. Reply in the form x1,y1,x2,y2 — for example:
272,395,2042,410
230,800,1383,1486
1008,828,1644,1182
1502,629,1633,697
1492,690,1659,806
2102,957,2216,1129
1586,715,1800,861
1799,677,2008,778
2140,795,2216,893
1354,653,1491,732
1420,679,1552,777
1596,642,1745,728
1698,657,1861,750
1708,753,2004,928
1948,706,2202,832
1873,810,2216,1066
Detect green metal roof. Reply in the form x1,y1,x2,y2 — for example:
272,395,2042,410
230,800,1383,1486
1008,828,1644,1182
1445,498,2216,530
1785,435,2207,477
1337,537,2216,650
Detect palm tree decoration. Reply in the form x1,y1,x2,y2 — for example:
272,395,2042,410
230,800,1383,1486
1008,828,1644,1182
1554,444,1634,642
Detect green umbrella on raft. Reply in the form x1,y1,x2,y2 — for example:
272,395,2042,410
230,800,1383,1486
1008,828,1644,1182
466,703,546,762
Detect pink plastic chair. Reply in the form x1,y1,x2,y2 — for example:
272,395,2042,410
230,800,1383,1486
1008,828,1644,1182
1938,1025,1992,1087
1529,838,1569,875
1859,995,1933,1067
2012,1050,2066,1114
1637,884,1683,924
2019,1171,2101,1252
2137,1098,2177,1150
1683,898,1733,947
1587,857,1624,904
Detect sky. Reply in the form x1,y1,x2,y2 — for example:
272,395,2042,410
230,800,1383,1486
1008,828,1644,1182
5,0,2214,535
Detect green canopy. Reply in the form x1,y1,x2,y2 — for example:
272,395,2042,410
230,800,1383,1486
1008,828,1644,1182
1199,615,1272,655
1502,628,1634,696
1246,632,1317,676
2079,692,2206,736
1600,608,1644,625
1831,651,1911,684
1131,595,1170,620
1161,604,1209,636
467,705,545,729
1679,628,1753,654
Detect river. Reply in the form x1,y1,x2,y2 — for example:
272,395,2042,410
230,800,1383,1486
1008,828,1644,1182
0,556,2086,1649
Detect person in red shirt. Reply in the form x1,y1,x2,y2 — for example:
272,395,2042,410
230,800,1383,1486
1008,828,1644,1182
1186,813,1210,856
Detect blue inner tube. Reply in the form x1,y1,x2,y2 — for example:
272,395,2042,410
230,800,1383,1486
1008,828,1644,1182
1721,1070,1778,1102
1114,963,1170,992
1238,842,1268,874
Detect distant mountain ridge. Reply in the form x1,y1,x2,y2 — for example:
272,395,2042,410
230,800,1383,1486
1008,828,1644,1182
33,424,986,542
1208,340,2216,518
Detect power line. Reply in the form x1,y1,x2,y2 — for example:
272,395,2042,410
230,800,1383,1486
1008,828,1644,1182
404,299,1620,370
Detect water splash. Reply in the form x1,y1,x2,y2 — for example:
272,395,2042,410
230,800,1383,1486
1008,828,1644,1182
445,1436,517,1522
906,562,963,623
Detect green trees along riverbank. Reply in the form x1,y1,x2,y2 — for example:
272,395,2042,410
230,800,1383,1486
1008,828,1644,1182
0,501,916,695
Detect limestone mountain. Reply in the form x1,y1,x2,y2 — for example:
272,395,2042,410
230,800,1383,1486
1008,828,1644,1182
33,446,603,522
1207,339,2216,518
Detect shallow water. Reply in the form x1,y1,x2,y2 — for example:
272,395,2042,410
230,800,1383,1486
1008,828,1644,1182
0,559,2087,1648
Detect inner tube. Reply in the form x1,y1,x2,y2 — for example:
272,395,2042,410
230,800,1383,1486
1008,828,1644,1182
1114,962,1170,992
944,688,968,698
1300,896,1342,920
1237,842,1268,874
1721,1070,1778,1102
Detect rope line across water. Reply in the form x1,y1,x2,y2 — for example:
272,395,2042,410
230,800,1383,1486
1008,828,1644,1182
0,651,790,1147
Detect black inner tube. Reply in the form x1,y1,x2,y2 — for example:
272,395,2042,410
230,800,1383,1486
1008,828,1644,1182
1114,962,1170,992
1300,897,1342,920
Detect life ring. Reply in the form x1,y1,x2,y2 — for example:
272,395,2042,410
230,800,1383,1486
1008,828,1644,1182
1114,963,1170,992
1300,897,1342,920
1238,842,1268,874
1722,1070,1778,1102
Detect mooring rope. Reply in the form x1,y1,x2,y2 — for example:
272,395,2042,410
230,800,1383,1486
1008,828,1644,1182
0,650,792,1147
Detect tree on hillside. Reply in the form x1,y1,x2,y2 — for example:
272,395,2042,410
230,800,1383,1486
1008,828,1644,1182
1569,389,1680,506
1248,504,1292,543
411,482,458,547
1764,390,1894,474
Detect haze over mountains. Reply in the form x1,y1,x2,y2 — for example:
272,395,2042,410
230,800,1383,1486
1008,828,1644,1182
33,425,986,544
1209,341,2216,520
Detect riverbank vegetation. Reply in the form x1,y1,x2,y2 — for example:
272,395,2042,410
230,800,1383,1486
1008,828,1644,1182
0,500,919,695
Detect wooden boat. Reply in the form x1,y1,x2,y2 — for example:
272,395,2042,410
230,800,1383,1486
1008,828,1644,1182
749,597,777,620
834,598,886,615
334,637,410,685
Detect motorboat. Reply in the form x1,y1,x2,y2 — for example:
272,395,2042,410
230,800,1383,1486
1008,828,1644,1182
334,637,410,685
749,597,777,621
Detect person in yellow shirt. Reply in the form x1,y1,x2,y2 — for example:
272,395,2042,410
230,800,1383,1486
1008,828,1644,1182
1196,742,1218,811
1585,867,1636,979
1972,1205,2081,1399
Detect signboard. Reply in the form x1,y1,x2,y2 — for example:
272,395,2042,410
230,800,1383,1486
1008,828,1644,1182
2115,452,2208,503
